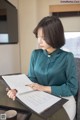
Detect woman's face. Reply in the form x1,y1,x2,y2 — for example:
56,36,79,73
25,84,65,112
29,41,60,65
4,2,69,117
37,28,51,50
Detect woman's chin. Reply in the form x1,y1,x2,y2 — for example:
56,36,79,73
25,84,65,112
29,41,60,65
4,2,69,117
40,46,44,49
41,47,45,50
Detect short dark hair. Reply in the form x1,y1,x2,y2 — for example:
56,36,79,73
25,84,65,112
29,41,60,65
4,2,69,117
33,16,65,48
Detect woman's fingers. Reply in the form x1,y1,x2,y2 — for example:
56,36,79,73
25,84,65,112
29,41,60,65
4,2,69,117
7,89,16,100
28,83,42,90
28,83,37,89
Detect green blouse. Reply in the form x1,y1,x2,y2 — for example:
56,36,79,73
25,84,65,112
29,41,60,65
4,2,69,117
28,49,78,97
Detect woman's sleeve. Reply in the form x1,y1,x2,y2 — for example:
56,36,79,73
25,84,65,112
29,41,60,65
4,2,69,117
28,50,37,82
51,53,78,97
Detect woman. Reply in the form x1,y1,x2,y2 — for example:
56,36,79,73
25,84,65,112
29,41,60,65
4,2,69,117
7,16,78,120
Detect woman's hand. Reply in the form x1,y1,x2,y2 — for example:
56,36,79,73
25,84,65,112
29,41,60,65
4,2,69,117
7,89,17,101
28,83,51,93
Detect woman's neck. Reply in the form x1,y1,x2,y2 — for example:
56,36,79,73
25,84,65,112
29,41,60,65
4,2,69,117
46,47,57,54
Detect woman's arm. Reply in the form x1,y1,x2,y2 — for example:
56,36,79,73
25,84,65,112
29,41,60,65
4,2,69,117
51,53,78,97
28,50,38,82
28,83,51,93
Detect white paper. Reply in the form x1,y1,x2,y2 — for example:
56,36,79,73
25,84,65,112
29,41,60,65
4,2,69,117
2,74,33,94
17,91,61,114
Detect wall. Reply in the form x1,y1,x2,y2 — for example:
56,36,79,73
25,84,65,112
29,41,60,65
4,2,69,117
18,0,37,74
18,0,80,74
37,0,80,31
0,0,21,75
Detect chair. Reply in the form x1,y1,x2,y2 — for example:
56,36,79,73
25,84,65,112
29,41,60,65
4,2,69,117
74,58,80,120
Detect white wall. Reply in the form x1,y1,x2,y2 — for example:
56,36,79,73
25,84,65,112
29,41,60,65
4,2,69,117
0,0,21,75
0,44,20,75
18,0,80,74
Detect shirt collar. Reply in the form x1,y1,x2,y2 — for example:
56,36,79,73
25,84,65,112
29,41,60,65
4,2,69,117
43,49,61,62
43,49,60,57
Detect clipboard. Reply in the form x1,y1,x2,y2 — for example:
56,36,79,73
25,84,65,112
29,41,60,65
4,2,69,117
2,74,68,119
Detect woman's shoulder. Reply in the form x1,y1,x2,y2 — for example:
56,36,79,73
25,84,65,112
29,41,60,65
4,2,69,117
32,49,43,54
60,49,74,56
32,49,43,55
60,49,74,60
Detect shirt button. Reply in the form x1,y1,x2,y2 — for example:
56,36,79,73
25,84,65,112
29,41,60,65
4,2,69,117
48,55,51,57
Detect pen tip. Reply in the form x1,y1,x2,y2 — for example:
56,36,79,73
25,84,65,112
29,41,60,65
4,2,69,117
6,87,9,92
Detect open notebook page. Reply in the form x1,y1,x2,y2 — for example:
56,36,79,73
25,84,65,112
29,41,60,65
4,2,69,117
2,74,33,94
17,91,61,114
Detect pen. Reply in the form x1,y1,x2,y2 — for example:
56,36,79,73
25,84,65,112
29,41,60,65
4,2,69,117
25,85,28,86
25,84,30,86
6,87,10,92
25,82,33,86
